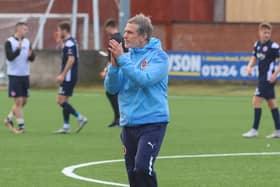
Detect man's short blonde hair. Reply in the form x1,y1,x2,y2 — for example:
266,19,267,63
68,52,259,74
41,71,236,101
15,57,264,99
128,13,153,41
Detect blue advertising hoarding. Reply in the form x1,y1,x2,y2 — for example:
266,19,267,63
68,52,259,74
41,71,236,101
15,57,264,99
168,51,259,80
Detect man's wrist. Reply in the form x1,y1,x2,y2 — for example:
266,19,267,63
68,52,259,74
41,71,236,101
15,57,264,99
116,52,124,58
60,73,66,77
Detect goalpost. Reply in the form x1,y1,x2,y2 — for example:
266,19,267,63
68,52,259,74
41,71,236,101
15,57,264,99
0,0,90,85
32,0,55,50
0,13,89,85
0,13,89,50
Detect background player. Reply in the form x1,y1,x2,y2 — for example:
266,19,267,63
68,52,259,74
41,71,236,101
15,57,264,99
53,21,87,134
4,22,35,134
100,19,128,127
243,22,280,138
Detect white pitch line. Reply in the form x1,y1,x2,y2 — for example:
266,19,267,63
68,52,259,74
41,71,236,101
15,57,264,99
62,152,280,187
32,91,247,100
157,152,280,159
62,159,127,187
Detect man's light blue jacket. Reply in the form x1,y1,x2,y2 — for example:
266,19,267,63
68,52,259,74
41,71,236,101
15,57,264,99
104,37,170,127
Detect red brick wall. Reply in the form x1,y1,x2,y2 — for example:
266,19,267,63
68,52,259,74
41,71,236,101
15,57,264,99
131,0,214,22
2,0,279,53
154,23,280,52
0,0,119,49
0,0,118,21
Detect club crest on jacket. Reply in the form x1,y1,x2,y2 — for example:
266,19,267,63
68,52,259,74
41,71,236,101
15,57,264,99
141,60,148,69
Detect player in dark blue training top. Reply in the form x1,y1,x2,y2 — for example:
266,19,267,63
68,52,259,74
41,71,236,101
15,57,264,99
53,21,87,134
243,22,280,138
100,19,128,128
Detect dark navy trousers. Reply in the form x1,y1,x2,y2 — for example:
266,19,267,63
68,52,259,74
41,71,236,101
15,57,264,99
121,123,167,187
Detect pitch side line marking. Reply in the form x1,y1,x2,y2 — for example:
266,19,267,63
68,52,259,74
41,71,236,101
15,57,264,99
32,91,248,100
62,152,280,187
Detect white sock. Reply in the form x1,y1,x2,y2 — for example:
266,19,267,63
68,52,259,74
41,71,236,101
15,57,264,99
63,124,70,129
17,118,24,125
17,118,24,129
77,114,84,121
8,112,14,120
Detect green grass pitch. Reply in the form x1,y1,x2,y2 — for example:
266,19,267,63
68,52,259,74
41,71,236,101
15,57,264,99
0,86,280,187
